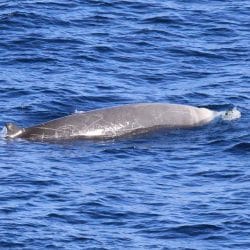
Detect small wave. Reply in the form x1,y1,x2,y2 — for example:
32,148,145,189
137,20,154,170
138,223,222,238
12,56,57,64
0,241,25,249
93,45,115,53
169,47,225,59
142,15,183,25
0,126,7,139
172,224,222,236
191,170,241,180
227,142,250,153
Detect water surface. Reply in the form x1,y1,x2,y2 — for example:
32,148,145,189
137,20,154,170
0,1,249,249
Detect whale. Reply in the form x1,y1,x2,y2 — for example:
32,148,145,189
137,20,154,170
4,103,228,141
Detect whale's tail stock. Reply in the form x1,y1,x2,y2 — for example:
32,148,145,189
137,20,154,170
4,123,24,138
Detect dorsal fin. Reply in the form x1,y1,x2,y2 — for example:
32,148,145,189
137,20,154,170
5,123,24,138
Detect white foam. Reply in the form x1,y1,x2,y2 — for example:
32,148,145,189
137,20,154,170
74,109,85,114
221,107,241,121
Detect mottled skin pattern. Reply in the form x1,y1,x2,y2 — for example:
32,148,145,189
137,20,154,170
5,103,217,140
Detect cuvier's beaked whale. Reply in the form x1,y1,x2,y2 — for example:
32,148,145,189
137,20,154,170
4,103,240,141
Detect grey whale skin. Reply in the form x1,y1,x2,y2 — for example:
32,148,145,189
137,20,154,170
5,103,217,140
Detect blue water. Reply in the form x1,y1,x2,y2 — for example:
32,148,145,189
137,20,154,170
0,0,249,249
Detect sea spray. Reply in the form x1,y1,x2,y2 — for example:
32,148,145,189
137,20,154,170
220,107,241,121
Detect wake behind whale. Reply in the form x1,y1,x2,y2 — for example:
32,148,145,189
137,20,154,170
2,103,241,141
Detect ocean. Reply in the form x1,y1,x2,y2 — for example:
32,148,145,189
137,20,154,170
0,0,249,249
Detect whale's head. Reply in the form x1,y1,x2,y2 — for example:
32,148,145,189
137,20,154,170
5,123,24,139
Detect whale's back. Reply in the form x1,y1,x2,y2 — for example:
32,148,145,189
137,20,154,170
26,104,215,139
5,103,217,140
